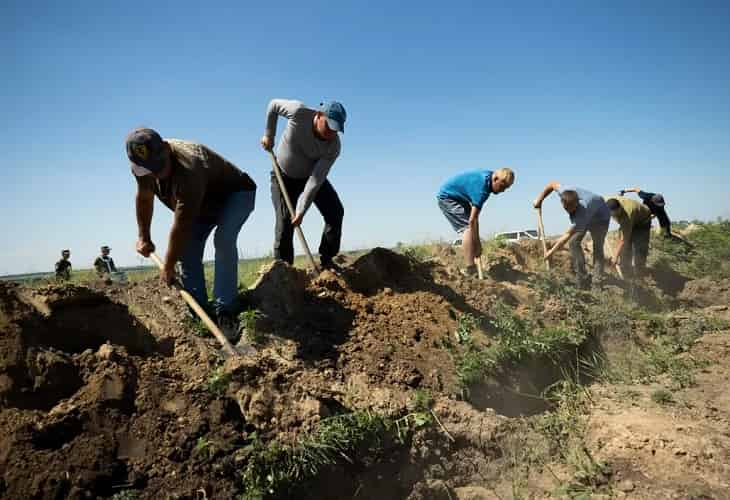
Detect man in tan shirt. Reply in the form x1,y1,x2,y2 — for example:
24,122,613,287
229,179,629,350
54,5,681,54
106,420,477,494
126,128,256,339
605,196,652,279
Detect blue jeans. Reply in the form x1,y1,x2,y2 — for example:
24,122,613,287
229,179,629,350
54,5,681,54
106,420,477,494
179,190,255,314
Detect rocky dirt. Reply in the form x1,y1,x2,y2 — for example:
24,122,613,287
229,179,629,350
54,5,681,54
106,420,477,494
1,241,729,499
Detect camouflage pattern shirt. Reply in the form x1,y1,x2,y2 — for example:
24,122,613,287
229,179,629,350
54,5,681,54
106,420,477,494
55,259,72,280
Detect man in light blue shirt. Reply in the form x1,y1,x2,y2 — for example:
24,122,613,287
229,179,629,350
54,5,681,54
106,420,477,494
534,181,610,287
437,168,515,276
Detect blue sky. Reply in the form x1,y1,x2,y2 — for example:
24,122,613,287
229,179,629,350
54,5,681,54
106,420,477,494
2,0,729,275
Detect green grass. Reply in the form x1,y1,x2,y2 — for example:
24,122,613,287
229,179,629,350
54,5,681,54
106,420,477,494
453,301,589,393
394,242,433,263
650,389,675,405
650,220,730,279
239,308,265,344
109,491,139,500
238,409,430,499
206,365,231,396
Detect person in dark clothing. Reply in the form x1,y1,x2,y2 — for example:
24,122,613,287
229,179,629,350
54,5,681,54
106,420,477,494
55,249,72,281
619,187,671,237
94,246,118,282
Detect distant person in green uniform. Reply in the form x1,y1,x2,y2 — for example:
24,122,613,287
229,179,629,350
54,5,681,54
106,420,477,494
94,245,117,283
55,249,72,281
605,196,653,279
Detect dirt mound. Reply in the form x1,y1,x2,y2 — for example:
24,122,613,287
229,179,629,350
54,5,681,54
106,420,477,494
248,259,308,317
347,247,425,294
2,237,730,499
678,278,730,308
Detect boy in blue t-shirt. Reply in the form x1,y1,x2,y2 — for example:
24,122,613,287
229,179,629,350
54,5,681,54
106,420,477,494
437,168,515,276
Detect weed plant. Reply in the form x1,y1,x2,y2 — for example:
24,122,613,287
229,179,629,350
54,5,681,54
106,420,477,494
238,409,429,499
239,309,265,344
206,365,231,396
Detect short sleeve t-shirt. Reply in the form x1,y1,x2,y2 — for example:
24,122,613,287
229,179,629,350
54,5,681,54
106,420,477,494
605,196,652,241
556,186,610,232
134,140,256,226
437,170,493,210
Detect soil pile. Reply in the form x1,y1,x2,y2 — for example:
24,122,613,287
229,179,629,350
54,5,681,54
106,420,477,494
1,240,729,499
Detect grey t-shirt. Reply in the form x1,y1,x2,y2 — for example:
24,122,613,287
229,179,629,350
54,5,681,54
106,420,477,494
557,185,610,232
264,99,341,215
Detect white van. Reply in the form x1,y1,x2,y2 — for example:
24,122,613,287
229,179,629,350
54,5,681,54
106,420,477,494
494,229,539,244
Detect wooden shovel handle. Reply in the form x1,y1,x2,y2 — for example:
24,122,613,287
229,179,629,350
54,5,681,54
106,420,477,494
149,253,237,357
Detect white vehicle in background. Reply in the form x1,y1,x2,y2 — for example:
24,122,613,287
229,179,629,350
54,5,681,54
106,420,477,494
494,229,539,244
452,229,539,246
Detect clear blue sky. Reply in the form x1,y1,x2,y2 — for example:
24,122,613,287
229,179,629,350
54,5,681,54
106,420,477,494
2,0,729,275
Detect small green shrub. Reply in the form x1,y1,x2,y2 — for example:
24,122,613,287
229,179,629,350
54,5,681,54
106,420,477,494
239,309,265,343
651,389,675,405
206,365,231,396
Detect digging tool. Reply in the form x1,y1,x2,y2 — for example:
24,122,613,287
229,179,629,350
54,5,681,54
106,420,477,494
536,207,550,271
267,150,320,274
149,253,238,357
475,256,484,280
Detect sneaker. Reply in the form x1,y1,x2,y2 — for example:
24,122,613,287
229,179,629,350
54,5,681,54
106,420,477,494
320,258,343,274
216,310,239,342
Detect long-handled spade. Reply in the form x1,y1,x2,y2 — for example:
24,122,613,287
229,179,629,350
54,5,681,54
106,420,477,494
149,253,244,358
474,256,484,280
267,150,320,274
536,207,550,271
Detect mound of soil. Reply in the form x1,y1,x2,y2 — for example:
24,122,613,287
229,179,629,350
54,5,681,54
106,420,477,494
1,241,729,499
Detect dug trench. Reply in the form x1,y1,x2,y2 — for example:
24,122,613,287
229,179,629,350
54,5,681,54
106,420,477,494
1,238,728,499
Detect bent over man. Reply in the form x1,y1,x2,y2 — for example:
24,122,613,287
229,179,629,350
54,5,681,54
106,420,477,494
126,128,256,339
534,183,610,288
261,99,346,270
605,196,652,280
437,168,515,276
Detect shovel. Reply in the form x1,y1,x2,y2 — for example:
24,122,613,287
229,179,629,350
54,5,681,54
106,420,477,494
536,207,550,271
149,253,253,357
267,150,320,274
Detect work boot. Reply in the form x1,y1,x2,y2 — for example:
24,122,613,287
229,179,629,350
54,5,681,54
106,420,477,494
460,264,478,278
320,258,343,274
216,310,239,342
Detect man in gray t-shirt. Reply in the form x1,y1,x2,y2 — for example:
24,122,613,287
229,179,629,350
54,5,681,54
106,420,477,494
534,181,611,287
261,99,346,270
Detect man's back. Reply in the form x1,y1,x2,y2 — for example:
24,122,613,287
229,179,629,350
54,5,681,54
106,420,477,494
135,139,256,222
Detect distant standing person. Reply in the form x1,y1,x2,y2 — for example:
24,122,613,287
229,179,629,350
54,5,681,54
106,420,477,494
126,128,257,339
533,182,610,288
261,99,346,271
94,245,117,282
604,196,653,280
437,168,515,276
619,187,672,238
55,249,72,281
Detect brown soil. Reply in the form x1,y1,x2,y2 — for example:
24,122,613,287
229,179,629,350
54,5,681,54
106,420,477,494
1,242,728,499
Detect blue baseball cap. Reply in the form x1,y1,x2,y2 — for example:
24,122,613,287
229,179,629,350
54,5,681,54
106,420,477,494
125,127,167,176
651,193,665,207
320,101,347,133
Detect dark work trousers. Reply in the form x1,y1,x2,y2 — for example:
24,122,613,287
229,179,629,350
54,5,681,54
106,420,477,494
620,220,651,279
568,219,609,283
270,171,344,265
